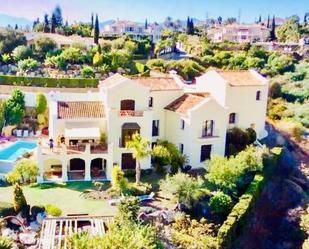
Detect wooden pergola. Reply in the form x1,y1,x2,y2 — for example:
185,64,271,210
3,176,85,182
38,216,114,249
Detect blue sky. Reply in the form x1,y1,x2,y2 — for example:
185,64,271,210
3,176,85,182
0,0,307,23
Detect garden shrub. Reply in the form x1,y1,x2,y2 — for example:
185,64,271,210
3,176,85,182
209,191,233,216
269,82,282,99
6,159,39,184
0,237,13,249
30,205,45,218
124,182,152,196
34,37,57,56
0,75,98,88
160,173,210,210
45,204,62,217
0,201,16,217
217,174,264,249
289,71,306,81
118,197,140,222
81,66,95,78
12,45,33,62
66,220,163,249
111,165,128,191
123,169,136,178
171,214,217,249
17,58,39,71
13,183,27,212
36,93,47,115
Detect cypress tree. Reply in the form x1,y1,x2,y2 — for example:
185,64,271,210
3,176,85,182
190,18,194,34
270,15,276,41
44,14,50,33
51,13,56,33
267,15,270,28
145,19,148,29
258,15,262,23
13,183,27,212
15,24,18,30
94,14,99,44
52,5,63,27
91,13,94,29
186,16,191,34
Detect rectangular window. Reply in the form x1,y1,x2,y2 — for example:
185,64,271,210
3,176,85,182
200,145,212,162
179,143,184,154
180,119,185,130
152,120,159,136
256,91,261,101
229,113,236,124
202,120,214,137
149,97,153,107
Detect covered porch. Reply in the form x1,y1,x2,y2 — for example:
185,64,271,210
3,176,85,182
39,155,110,182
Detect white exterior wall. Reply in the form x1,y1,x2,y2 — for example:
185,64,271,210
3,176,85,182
195,71,227,106
103,78,152,170
150,90,183,142
165,98,227,169
226,84,268,138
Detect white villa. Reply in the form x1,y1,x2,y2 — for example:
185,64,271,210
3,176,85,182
207,24,270,43
102,20,162,43
36,69,268,183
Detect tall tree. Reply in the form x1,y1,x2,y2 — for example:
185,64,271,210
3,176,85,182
304,12,309,24
217,16,223,25
145,19,148,29
43,14,50,33
258,15,262,23
52,5,63,27
270,15,276,41
51,13,56,33
15,24,18,30
94,14,99,44
190,18,194,34
33,18,40,30
186,16,191,34
91,13,94,29
125,133,151,185
267,15,270,28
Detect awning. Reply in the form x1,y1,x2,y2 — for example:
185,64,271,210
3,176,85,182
121,123,141,129
65,127,100,139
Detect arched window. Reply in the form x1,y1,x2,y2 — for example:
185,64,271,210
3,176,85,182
229,113,236,124
256,91,261,101
120,99,135,110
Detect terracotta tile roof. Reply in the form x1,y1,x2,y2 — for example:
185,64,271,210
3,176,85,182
134,77,182,91
57,101,105,119
217,70,265,86
165,93,209,116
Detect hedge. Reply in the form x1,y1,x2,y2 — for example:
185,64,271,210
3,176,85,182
217,174,265,249
0,75,98,88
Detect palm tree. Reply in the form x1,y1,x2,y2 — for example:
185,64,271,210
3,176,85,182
125,133,151,185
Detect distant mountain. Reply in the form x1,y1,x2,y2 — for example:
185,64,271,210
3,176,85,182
99,20,114,29
0,13,32,28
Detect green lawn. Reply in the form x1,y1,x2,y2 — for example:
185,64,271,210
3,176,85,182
0,181,118,216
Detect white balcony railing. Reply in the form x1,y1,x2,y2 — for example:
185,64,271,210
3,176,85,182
119,110,144,117
200,129,220,139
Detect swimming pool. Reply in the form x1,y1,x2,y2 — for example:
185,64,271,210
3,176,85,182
0,141,37,162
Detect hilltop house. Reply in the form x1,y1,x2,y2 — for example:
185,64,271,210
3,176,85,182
207,23,270,43
37,69,268,183
102,20,162,43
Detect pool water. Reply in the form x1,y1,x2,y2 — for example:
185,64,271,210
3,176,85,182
0,141,37,161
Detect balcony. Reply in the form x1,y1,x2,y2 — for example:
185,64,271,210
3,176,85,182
119,110,144,117
199,129,220,139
